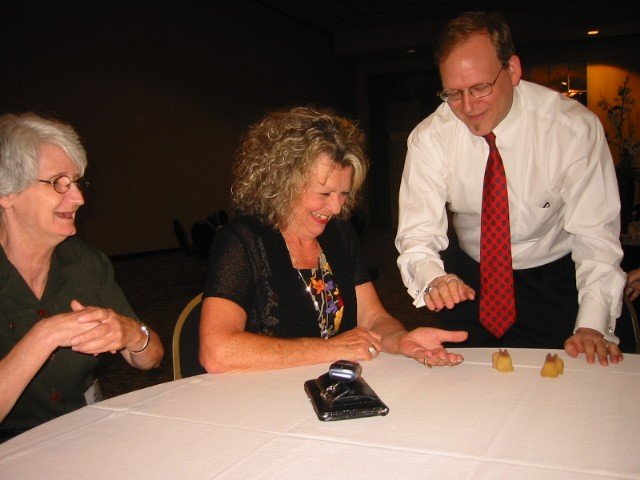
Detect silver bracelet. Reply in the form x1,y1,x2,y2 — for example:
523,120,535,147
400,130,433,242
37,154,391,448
129,323,150,354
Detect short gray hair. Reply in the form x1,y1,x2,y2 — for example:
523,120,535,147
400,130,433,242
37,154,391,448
0,113,87,196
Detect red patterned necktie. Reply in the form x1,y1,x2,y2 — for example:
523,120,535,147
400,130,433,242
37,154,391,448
479,132,516,338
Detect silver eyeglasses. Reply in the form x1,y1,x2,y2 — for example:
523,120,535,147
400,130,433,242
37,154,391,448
38,175,89,194
437,65,506,103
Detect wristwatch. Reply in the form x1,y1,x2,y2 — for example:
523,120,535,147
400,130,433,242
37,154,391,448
129,322,151,353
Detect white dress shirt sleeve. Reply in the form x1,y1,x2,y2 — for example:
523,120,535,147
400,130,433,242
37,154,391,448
560,112,626,341
395,120,450,308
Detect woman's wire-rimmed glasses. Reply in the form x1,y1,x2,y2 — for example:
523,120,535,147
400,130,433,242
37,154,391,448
37,175,90,194
437,64,507,103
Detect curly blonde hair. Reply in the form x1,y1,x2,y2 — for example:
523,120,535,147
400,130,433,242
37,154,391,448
232,107,368,228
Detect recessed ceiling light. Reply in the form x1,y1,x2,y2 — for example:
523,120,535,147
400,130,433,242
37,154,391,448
587,30,599,35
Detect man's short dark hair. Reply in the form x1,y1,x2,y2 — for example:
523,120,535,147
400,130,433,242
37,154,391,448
434,11,516,66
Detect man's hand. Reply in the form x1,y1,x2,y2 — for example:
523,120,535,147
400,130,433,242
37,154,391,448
564,327,622,365
424,274,475,312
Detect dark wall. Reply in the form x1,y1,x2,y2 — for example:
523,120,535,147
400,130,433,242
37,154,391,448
1,1,355,255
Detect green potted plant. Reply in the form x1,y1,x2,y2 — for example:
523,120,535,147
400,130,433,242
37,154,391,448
598,76,640,232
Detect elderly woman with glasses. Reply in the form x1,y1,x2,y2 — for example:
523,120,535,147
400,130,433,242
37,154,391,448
199,106,467,373
0,113,163,439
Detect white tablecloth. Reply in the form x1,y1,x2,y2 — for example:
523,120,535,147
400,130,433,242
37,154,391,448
1,349,639,479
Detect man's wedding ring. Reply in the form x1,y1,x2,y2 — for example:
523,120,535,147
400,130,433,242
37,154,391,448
427,276,459,294
368,346,378,356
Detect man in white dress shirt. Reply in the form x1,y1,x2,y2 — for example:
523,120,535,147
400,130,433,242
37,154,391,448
395,11,626,365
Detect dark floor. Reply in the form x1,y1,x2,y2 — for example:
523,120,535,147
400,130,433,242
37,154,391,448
98,228,435,399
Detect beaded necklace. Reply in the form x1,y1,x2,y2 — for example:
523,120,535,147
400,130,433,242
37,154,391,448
296,266,329,337
290,251,342,338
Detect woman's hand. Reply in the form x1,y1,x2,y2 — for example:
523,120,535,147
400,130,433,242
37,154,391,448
424,274,475,312
68,300,142,355
326,327,383,362
396,328,468,367
0,306,102,423
38,309,100,350
67,300,162,369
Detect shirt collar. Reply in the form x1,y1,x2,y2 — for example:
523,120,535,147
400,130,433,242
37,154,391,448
493,83,522,145
0,245,37,303
0,238,81,301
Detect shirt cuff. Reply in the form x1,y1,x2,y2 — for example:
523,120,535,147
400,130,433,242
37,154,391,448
408,263,447,308
574,300,619,344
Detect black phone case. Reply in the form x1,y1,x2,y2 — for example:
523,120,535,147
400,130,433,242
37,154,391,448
304,372,389,421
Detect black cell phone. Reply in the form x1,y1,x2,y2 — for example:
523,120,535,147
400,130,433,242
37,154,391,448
328,360,362,383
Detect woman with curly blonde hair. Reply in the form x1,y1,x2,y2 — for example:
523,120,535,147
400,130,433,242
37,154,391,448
232,107,367,227
200,107,467,372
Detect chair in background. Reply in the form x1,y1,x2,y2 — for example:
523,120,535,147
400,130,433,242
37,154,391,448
191,220,216,259
615,293,640,354
173,218,197,283
206,213,219,229
172,293,207,379
173,218,191,254
349,207,366,239
218,209,229,226
348,208,378,280
623,294,640,354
